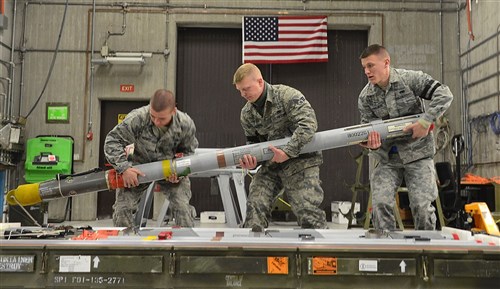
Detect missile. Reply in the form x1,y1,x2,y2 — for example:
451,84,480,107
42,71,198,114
6,114,421,206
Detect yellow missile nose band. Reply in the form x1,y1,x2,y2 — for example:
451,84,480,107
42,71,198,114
162,160,173,178
6,183,42,206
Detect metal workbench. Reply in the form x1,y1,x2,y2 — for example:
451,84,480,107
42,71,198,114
1,227,499,288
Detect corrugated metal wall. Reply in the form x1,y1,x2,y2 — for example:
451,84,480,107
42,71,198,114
177,27,245,214
177,27,368,219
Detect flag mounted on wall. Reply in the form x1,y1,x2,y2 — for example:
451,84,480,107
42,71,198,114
243,16,328,64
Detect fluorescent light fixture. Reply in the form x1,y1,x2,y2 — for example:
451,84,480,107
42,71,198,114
91,56,146,65
106,56,145,64
91,58,108,65
91,51,152,65
114,52,152,58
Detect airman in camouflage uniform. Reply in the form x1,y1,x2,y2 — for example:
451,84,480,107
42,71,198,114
104,89,199,228
233,63,328,231
358,44,453,230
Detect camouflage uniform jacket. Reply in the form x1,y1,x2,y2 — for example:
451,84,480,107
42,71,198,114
240,82,322,170
104,105,199,173
358,68,453,164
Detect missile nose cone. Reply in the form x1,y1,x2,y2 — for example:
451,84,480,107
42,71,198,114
6,183,42,206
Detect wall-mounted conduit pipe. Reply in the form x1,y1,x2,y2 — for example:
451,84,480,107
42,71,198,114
104,4,127,45
7,0,17,122
24,1,460,14
86,0,96,155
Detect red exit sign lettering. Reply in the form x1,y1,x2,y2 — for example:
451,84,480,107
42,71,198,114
120,84,135,92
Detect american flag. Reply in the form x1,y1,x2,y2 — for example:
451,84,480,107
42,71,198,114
243,16,328,64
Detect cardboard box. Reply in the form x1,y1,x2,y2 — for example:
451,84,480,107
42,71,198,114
200,211,226,224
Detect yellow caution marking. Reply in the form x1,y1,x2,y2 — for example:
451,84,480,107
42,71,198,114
143,236,158,241
161,160,172,178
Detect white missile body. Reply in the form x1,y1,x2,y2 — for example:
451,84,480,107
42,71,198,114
7,114,420,206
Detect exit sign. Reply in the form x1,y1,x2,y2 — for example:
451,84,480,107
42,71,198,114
120,84,135,92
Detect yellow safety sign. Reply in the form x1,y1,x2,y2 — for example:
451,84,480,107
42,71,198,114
117,114,127,124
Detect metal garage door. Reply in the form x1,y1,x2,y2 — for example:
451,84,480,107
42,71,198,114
177,27,368,221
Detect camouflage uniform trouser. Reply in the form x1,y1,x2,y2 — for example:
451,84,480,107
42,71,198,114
112,177,195,228
243,163,328,230
371,154,437,230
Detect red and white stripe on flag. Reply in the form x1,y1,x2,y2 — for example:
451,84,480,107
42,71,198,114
243,16,328,64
